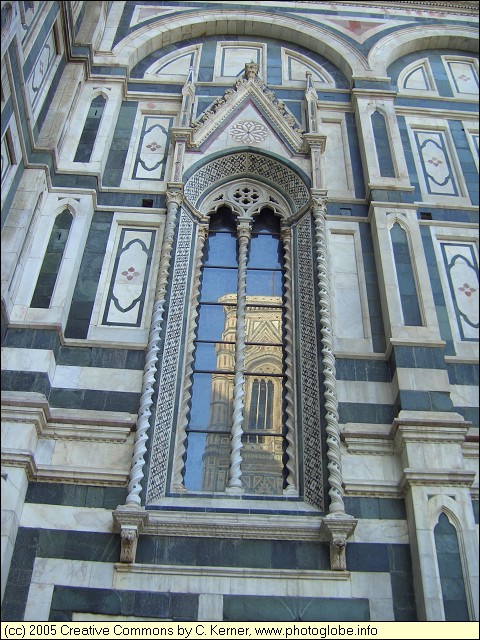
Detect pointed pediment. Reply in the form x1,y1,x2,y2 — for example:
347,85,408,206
191,64,305,153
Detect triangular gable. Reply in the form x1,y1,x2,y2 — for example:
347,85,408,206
191,64,305,153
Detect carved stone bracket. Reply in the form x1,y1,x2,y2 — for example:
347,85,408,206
321,514,357,571
113,507,148,564
303,133,327,154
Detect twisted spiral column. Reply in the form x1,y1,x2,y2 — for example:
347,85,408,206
171,222,209,491
280,225,297,495
125,190,182,507
226,219,251,494
312,195,345,515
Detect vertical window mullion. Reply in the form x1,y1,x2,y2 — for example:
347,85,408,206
225,218,251,494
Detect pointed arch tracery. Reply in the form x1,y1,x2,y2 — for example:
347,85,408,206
145,152,325,509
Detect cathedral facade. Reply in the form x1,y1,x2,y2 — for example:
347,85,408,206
1,0,478,623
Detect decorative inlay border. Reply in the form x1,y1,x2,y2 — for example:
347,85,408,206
441,241,479,341
184,153,310,212
26,28,56,111
102,228,156,327
413,130,459,197
133,116,173,181
146,209,195,502
296,214,324,510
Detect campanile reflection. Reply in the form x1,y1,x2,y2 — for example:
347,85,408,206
201,294,285,495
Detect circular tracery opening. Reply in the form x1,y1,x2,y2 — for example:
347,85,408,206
203,181,292,220
232,186,261,208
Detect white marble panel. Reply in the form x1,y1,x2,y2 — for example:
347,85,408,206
32,556,93,588
21,503,114,533
394,368,450,392
52,365,142,392
450,384,479,408
447,60,479,95
405,67,429,91
323,120,352,195
350,572,395,621
213,41,266,80
24,583,55,621
1,347,56,381
352,519,409,544
330,233,365,340
336,380,393,405
198,594,223,621
50,439,132,473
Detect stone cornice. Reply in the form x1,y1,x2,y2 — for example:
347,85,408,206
400,469,476,492
113,507,325,541
115,563,351,581
1,395,133,443
296,1,479,16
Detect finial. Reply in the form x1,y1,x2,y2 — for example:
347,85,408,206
245,62,259,80
306,70,315,90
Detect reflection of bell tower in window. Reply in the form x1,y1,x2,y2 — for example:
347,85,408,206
201,293,285,495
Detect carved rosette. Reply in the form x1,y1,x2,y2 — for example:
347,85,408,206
226,219,252,493
125,190,182,507
172,223,209,491
280,225,297,495
311,194,345,515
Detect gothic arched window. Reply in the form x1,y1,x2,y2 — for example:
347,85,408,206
182,206,288,496
73,95,106,162
30,208,72,309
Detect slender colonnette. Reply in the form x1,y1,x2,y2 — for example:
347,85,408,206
280,225,298,495
226,218,252,493
312,195,345,515
125,190,182,506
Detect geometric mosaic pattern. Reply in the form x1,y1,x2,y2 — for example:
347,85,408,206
146,209,195,502
185,152,310,212
296,213,324,510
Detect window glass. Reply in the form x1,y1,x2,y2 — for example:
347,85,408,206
183,206,288,495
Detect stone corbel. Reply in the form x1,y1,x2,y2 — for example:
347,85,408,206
113,508,148,564
303,133,327,154
321,514,357,571
171,127,194,147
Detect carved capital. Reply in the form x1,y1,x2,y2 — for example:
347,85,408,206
237,220,252,240
321,514,357,571
311,194,328,215
197,224,209,241
304,133,327,154
280,225,292,243
166,189,184,208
